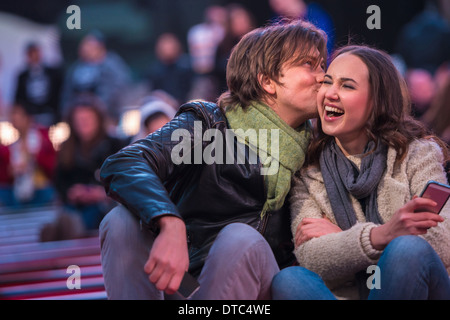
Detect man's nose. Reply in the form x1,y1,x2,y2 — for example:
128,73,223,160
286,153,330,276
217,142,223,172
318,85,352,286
316,71,325,83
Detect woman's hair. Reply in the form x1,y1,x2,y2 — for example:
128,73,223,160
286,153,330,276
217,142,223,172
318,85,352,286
217,18,327,110
58,95,107,168
306,45,449,167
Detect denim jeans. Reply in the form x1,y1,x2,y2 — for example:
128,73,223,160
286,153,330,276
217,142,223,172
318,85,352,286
99,205,280,300
272,235,450,300
0,185,55,208
64,203,106,230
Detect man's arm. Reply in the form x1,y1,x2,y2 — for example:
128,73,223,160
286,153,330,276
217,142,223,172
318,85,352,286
100,107,205,293
100,110,201,225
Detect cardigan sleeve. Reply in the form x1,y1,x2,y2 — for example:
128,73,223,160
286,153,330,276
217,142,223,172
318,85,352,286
406,139,447,196
406,139,450,271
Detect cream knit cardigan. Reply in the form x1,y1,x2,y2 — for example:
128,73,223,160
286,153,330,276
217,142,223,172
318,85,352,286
290,139,450,299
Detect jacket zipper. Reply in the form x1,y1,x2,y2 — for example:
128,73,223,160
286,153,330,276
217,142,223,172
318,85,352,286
257,212,270,235
256,160,270,236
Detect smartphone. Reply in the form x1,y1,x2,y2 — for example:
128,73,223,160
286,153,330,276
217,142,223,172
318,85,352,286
415,180,450,214
177,272,200,299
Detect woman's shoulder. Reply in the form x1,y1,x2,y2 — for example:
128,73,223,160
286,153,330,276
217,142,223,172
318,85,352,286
407,138,445,161
386,138,444,164
299,163,323,180
293,164,324,192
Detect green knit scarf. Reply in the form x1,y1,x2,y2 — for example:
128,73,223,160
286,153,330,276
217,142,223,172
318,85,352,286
225,101,311,218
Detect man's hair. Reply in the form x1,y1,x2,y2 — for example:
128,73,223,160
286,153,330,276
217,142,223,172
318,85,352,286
217,19,327,110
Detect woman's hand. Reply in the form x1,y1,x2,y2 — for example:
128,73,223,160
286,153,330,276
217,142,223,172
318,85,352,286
295,216,342,247
370,197,444,250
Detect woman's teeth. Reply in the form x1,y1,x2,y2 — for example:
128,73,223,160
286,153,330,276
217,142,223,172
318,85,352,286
324,105,344,117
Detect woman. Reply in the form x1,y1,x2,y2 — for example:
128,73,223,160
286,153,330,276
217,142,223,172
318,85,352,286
55,95,125,230
272,45,450,300
0,104,56,207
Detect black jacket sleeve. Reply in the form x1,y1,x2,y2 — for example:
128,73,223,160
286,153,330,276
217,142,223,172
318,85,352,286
100,102,213,226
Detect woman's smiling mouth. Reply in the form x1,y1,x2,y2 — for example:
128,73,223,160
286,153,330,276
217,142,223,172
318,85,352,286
324,104,345,120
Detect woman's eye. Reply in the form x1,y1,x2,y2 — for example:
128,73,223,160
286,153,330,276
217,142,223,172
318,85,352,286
343,84,355,89
322,80,332,85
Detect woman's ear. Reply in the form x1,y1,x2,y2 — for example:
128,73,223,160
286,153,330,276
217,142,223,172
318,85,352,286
258,73,276,95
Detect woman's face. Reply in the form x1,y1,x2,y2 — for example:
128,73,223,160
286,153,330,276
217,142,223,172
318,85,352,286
317,53,373,154
73,106,99,142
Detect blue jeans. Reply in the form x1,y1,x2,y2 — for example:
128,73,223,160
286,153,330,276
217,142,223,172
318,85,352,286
0,185,55,208
64,203,106,230
272,236,450,300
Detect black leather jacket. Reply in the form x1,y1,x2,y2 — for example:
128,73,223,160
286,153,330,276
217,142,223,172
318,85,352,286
100,101,295,276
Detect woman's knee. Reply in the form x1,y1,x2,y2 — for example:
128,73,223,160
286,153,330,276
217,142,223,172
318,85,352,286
272,266,319,289
379,235,442,279
384,235,435,261
271,266,335,300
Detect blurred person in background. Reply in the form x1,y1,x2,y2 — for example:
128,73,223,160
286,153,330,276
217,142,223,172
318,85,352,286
395,0,450,76
0,54,6,118
146,33,193,105
14,42,63,128
187,5,227,101
420,75,450,183
396,0,449,120
54,95,126,230
269,0,335,56
405,68,437,119
0,104,56,207
132,97,176,142
60,31,132,129
214,3,257,94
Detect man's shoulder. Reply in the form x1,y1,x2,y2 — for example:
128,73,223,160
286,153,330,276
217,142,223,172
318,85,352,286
177,100,227,128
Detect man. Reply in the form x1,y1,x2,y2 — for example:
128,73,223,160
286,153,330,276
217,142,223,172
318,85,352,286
14,42,62,127
60,31,131,124
99,19,327,300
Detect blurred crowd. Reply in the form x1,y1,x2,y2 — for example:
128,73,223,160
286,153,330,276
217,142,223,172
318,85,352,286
0,0,448,238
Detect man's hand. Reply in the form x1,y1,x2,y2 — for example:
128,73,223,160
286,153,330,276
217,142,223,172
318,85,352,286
295,216,342,247
143,216,189,295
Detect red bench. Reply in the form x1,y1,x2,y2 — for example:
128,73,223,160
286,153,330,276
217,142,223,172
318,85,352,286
0,206,106,300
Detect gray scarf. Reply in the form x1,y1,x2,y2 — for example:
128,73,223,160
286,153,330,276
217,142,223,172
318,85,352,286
319,140,387,230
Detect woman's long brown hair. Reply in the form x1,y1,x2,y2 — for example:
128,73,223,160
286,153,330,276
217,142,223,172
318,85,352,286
58,96,107,168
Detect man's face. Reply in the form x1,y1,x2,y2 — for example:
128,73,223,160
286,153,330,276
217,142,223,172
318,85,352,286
79,36,106,63
27,48,41,66
266,49,325,127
